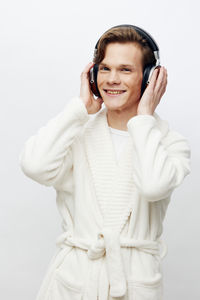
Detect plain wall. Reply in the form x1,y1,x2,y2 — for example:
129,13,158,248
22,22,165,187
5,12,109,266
0,0,199,299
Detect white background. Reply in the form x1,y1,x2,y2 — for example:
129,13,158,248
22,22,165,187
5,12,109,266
0,0,199,299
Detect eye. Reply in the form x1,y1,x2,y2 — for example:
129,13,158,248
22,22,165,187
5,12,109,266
121,68,131,72
99,66,110,71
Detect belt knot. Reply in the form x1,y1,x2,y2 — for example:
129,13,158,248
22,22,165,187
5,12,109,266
87,233,105,259
88,229,127,297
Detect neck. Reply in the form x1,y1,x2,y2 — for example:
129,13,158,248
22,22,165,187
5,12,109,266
106,106,138,131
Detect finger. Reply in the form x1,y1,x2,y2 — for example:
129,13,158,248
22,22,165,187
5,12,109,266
154,67,167,94
81,62,95,79
156,86,166,104
147,68,160,90
155,68,168,100
96,97,103,104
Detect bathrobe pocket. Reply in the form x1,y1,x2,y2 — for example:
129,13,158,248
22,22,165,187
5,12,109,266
127,273,163,300
47,247,88,300
49,271,83,300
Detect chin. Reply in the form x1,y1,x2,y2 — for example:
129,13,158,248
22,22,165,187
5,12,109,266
103,102,125,112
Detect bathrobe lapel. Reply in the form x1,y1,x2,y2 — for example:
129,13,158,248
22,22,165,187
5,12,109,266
84,108,137,232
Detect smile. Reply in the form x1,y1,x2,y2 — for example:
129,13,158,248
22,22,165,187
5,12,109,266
104,89,126,95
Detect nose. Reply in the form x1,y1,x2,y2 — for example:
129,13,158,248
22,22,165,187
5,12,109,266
107,70,121,85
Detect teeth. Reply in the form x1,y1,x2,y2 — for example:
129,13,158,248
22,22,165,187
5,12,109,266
106,90,123,94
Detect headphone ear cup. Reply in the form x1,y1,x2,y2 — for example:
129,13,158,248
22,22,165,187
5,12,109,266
89,64,101,98
141,64,155,96
94,64,101,97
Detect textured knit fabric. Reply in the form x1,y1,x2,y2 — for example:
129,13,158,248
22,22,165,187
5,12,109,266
19,97,191,300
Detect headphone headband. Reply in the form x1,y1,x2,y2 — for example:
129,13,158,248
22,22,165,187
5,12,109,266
95,24,160,65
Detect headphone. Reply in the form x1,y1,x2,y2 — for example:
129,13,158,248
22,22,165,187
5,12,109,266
89,24,160,98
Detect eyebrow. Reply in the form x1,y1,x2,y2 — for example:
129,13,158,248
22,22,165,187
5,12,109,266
99,63,134,68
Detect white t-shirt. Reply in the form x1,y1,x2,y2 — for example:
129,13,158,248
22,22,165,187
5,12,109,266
109,127,130,161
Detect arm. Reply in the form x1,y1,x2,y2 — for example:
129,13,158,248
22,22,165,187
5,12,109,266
127,67,190,201
127,115,191,202
19,62,103,189
19,97,89,188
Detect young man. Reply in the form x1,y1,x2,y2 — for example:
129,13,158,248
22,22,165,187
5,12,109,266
20,25,191,300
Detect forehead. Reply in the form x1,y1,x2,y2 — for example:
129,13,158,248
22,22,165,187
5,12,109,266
101,42,143,66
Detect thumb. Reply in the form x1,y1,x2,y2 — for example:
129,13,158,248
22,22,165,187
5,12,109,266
94,97,104,105
97,96,103,102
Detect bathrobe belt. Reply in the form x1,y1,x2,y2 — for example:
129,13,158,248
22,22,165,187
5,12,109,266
56,229,167,298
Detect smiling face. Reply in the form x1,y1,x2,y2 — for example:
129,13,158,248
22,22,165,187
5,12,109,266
97,42,143,113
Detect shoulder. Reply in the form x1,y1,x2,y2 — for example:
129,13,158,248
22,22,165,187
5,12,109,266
84,107,107,130
72,107,107,148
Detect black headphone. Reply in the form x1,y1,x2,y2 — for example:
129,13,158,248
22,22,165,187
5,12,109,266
89,24,160,98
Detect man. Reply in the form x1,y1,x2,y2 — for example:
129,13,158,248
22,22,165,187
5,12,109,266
20,25,191,300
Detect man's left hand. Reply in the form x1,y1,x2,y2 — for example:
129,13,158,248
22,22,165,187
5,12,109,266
137,66,168,115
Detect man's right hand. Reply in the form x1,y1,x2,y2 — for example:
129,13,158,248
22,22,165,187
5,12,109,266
80,62,103,114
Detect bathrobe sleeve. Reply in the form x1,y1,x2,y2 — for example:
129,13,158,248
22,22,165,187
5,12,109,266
127,114,191,202
19,97,89,188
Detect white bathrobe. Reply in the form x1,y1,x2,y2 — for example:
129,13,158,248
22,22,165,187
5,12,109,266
19,97,191,300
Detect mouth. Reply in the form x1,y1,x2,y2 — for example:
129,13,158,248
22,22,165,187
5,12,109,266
103,89,126,96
